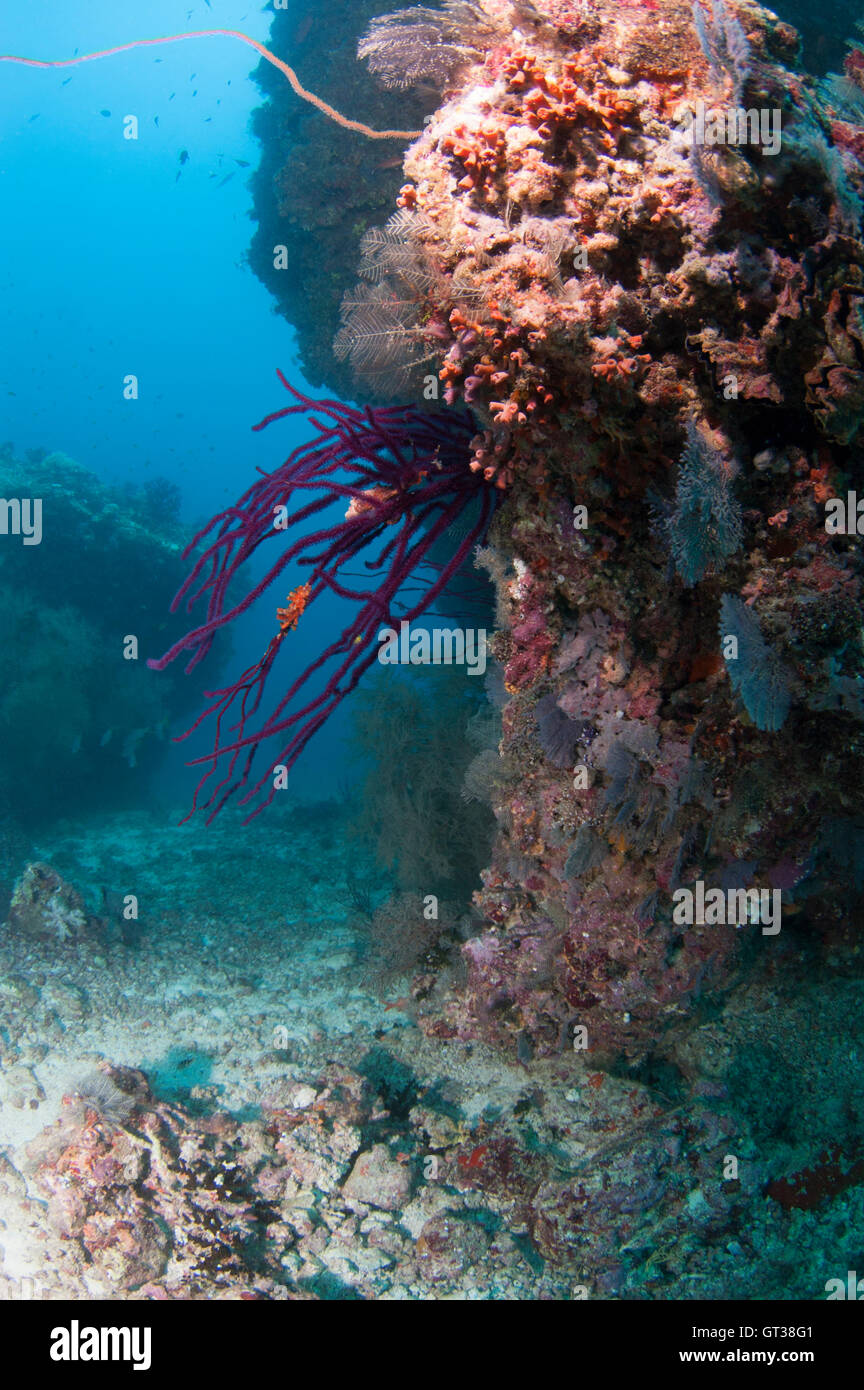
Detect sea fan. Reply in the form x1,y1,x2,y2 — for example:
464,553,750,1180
535,694,586,768
691,0,751,105
660,422,743,586
358,2,496,91
461,747,505,803
786,123,863,233
719,594,792,732
601,741,642,826
564,825,607,879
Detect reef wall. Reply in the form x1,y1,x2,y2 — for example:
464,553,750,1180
248,0,433,399
252,0,864,1069
0,446,218,839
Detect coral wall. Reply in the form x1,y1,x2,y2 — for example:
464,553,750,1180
337,0,864,1064
248,0,433,399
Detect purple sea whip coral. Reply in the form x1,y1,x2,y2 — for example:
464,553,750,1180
148,373,497,822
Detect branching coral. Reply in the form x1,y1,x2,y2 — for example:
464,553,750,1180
149,376,498,822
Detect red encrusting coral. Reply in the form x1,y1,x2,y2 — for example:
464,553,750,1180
765,1145,864,1212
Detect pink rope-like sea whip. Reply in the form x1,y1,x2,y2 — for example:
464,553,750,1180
0,28,422,141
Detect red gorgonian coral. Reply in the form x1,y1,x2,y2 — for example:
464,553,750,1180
149,374,497,821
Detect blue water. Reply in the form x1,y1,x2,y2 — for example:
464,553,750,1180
0,0,383,803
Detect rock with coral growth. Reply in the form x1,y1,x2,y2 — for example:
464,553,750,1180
326,0,864,1061
342,1143,413,1211
7,863,101,944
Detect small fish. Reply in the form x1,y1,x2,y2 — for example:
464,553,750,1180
169,92,176,101
192,90,198,97
27,113,40,122
100,109,111,118
61,77,72,86
178,149,189,165
217,171,235,187
154,116,159,127
99,729,113,747
383,998,412,1013
234,158,250,168
294,14,314,44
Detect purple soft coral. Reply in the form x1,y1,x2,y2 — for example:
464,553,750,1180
149,372,496,822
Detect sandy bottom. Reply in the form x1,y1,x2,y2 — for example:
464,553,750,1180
1,807,862,1302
